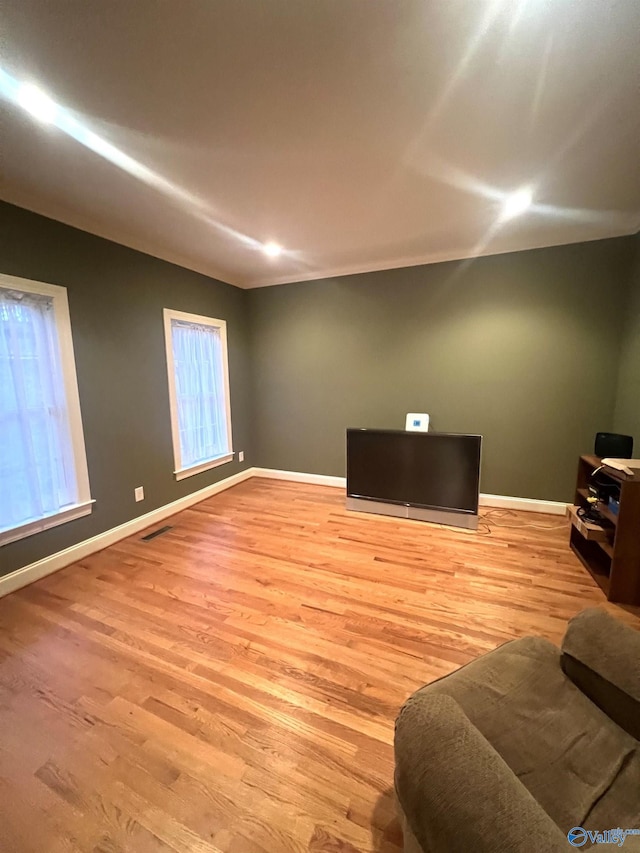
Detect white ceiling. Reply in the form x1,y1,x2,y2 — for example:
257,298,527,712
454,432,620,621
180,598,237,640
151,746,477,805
1,1,639,289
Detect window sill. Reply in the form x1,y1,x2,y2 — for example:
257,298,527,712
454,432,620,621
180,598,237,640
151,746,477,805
174,452,234,481
0,500,95,547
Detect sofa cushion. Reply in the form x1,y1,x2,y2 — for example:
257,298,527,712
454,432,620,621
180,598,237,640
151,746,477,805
413,636,638,832
562,607,640,739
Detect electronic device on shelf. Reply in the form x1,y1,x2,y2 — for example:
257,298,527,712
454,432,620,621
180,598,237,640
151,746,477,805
346,428,482,531
577,503,604,526
581,462,622,526
594,432,633,459
588,469,621,505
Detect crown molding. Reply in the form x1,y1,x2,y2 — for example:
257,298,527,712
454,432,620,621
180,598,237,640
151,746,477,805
3,191,638,293
0,189,242,289
240,220,640,289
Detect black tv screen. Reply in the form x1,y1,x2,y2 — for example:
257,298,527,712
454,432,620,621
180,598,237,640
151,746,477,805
346,429,482,514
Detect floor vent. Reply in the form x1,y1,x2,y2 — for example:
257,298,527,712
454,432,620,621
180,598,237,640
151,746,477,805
141,525,173,541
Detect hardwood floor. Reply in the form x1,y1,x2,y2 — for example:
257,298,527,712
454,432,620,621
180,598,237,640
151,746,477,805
1,479,638,853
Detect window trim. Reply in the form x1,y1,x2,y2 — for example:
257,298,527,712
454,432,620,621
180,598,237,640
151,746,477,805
163,308,234,481
0,500,95,547
0,272,93,546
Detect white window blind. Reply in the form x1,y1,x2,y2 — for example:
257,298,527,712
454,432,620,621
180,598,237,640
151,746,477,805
164,310,233,479
0,276,92,544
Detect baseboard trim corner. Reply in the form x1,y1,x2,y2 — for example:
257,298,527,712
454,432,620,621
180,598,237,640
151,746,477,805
251,467,347,488
0,467,254,599
479,493,567,515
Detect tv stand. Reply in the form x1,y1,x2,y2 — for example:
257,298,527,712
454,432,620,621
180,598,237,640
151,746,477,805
569,455,640,605
346,497,479,530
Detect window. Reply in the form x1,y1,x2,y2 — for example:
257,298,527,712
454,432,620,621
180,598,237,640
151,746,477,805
163,309,233,480
0,274,92,546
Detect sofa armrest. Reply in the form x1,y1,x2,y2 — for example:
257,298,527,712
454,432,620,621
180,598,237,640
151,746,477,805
394,693,568,853
562,607,640,739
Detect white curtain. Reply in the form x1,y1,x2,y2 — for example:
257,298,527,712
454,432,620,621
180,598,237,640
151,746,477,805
0,290,78,531
171,319,228,467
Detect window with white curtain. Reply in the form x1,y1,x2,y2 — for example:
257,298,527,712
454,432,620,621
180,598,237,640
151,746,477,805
163,309,233,480
0,274,92,546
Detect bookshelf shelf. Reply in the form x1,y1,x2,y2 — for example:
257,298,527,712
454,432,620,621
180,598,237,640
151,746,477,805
569,455,640,605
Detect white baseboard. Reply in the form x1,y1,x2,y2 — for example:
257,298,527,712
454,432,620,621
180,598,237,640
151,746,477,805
251,467,347,488
0,468,253,599
1,465,567,599
478,492,567,516
252,467,568,515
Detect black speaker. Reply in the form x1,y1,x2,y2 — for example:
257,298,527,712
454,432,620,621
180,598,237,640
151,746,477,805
595,432,634,459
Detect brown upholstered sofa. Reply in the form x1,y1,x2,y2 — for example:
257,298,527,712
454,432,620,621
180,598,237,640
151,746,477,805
394,608,640,852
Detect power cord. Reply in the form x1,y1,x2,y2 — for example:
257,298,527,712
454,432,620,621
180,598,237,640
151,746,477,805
480,508,567,531
427,509,565,534
416,509,566,535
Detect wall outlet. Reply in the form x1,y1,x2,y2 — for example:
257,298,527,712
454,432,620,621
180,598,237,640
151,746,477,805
134,486,144,502
238,451,245,462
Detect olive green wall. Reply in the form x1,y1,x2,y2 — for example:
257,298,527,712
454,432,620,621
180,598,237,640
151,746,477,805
248,237,636,502
0,201,253,577
614,232,640,443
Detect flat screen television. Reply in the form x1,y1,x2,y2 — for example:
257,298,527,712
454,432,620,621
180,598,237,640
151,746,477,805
346,429,482,521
